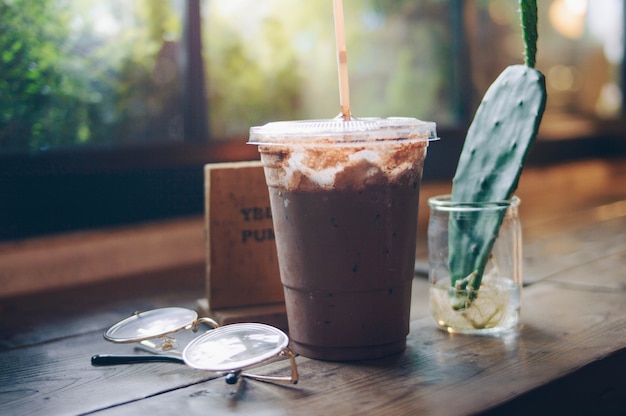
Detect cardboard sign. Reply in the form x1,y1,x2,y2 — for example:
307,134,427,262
200,161,286,328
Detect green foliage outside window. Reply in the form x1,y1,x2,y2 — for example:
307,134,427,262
1,0,454,150
0,0,182,151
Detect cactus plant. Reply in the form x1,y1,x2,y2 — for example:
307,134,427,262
447,0,547,309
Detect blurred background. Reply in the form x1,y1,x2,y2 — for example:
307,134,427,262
1,0,624,239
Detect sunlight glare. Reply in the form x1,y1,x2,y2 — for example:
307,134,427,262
92,5,120,36
587,0,624,63
549,0,587,39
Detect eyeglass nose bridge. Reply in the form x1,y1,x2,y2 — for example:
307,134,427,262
137,338,179,354
137,316,220,353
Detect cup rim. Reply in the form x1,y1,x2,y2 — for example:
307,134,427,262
428,194,521,211
248,116,438,145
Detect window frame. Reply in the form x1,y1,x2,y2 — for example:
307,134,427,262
1,0,626,242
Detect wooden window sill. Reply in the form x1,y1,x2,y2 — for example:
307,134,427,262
0,216,206,299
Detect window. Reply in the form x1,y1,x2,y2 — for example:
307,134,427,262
1,0,186,151
467,0,625,129
1,0,625,240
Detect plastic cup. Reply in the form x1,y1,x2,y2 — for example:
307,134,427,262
249,117,437,361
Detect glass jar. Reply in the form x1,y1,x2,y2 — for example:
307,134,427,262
427,195,522,335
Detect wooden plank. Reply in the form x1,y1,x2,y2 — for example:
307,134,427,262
0,265,204,350
0,331,216,416
514,158,626,235
5,280,617,416
2,257,625,416
0,217,205,298
523,214,626,285
134,284,623,415
544,250,626,290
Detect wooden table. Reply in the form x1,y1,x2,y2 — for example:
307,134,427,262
1,158,626,415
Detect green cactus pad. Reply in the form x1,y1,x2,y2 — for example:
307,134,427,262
448,64,547,307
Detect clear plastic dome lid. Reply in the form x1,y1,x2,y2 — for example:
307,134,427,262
249,116,437,144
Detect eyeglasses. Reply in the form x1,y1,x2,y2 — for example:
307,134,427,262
92,307,298,385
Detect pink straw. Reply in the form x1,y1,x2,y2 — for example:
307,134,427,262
333,0,351,121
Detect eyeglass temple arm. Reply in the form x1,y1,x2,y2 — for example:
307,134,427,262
235,348,299,385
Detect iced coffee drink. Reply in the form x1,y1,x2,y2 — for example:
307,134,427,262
249,117,436,361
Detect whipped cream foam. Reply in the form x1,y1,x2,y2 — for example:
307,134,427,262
250,117,435,192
